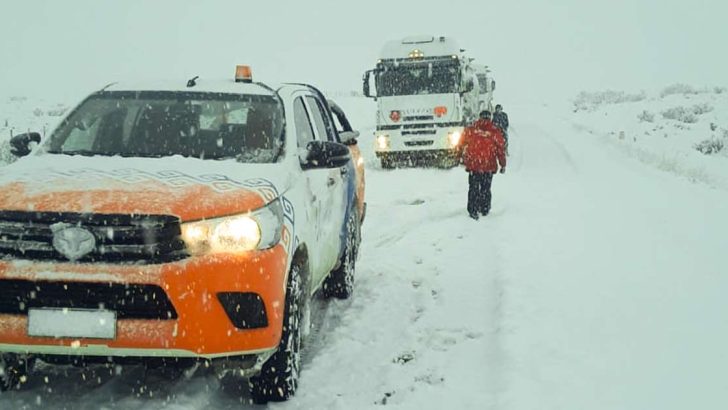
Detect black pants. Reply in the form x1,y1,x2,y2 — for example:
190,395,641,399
468,172,494,216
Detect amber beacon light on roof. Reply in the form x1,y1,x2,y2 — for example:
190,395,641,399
235,65,253,83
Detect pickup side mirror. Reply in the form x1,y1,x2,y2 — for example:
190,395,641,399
303,140,351,169
339,130,360,146
10,132,41,157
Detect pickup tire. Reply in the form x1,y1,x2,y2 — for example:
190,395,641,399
323,209,359,299
249,263,304,403
0,354,34,392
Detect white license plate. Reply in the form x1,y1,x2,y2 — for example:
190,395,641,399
28,308,117,340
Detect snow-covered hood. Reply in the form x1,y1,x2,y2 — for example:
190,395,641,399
0,155,292,221
377,93,461,124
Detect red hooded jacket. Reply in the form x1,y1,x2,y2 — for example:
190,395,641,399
459,119,507,173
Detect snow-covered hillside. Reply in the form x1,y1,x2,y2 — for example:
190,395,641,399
571,85,728,190
0,96,70,164
2,92,728,409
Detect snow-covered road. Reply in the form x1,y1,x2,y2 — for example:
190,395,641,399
5,102,728,409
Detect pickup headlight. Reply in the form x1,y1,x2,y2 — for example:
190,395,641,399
181,200,283,255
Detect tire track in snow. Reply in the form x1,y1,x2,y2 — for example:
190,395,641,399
281,165,510,408
511,118,579,176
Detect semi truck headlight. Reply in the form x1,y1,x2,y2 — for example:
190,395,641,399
447,130,463,147
376,134,390,150
181,200,283,255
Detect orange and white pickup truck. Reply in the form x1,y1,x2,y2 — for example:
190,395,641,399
0,67,365,403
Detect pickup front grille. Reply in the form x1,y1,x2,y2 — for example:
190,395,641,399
0,211,187,264
0,279,177,320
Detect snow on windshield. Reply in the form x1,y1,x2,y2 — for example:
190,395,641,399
46,91,284,163
376,61,460,96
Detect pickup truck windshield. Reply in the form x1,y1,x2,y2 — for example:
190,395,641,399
47,91,284,162
376,61,460,97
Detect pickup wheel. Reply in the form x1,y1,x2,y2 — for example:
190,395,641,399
0,354,34,392
249,263,304,404
323,209,359,299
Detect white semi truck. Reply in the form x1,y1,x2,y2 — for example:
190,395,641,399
363,35,495,168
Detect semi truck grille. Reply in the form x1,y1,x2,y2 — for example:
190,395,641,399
404,115,434,122
0,279,177,320
0,211,188,264
377,122,463,132
404,140,435,146
403,130,437,136
376,125,401,131
403,123,436,130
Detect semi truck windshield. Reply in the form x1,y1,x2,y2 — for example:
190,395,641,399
376,61,460,97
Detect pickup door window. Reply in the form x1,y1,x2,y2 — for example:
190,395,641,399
305,96,336,142
293,97,316,149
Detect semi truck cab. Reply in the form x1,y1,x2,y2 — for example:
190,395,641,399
363,35,494,168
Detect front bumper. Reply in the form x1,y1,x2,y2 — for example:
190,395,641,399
374,124,463,155
0,245,289,359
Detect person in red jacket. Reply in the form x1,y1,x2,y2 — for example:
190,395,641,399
458,110,507,219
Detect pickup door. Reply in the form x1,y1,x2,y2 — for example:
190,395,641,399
290,93,347,285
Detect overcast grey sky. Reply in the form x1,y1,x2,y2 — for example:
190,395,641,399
0,0,726,102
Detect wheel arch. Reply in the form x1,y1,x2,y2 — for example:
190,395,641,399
289,244,312,296
337,197,360,262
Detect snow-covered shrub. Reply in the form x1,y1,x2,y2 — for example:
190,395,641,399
715,86,726,94
691,103,713,115
0,140,14,165
661,106,698,123
660,83,700,98
573,90,646,112
694,138,724,155
46,105,68,117
637,110,655,123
